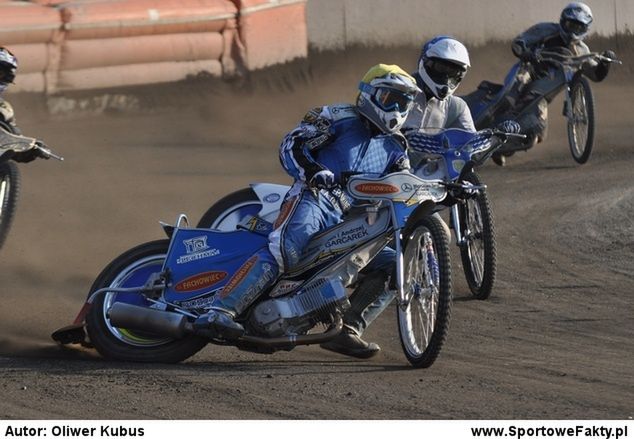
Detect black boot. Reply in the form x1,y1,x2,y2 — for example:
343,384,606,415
320,327,380,359
492,152,506,166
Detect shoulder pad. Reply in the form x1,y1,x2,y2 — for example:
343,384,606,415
302,106,327,124
0,100,15,122
323,104,358,122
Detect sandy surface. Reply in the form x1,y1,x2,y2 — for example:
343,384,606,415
0,41,632,419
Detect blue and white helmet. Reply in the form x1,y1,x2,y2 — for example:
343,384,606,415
0,47,17,93
560,2,593,42
418,36,470,100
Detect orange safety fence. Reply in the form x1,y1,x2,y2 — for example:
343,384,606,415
60,0,237,40
1,0,308,93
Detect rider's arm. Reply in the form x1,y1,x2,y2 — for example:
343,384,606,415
279,106,334,183
512,22,559,61
447,97,476,132
0,99,20,134
575,41,613,82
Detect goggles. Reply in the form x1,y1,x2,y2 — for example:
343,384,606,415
424,58,467,87
0,65,15,84
562,19,589,36
360,82,415,112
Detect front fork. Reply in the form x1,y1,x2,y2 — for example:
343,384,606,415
450,203,466,248
394,225,407,307
562,86,573,120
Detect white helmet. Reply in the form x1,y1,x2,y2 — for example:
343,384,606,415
418,36,470,100
560,2,593,42
357,64,421,134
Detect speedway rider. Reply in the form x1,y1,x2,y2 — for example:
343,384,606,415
320,36,520,359
194,65,421,339
0,47,20,133
493,1,616,166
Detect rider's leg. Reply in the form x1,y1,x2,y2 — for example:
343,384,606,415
320,248,392,358
194,247,279,339
197,188,342,339
322,213,451,358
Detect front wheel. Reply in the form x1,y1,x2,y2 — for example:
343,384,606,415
398,215,452,368
85,240,207,363
0,160,20,249
567,76,595,164
457,172,497,300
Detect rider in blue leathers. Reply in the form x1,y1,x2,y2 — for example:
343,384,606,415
194,65,421,339
322,36,475,358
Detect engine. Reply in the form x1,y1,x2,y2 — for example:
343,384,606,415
249,278,350,337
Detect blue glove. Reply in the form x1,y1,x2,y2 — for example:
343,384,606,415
497,120,521,134
309,169,336,189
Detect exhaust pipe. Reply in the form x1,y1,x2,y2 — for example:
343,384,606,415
107,302,192,339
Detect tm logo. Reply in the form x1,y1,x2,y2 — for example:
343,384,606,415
184,236,209,254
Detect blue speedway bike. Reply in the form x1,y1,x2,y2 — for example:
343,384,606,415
197,130,522,300
54,170,454,368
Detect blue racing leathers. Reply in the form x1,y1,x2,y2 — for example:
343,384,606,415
211,104,409,317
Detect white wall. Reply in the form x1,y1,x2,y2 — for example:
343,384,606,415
307,0,632,50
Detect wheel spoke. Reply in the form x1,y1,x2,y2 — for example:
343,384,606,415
465,200,485,286
399,228,440,356
0,178,8,217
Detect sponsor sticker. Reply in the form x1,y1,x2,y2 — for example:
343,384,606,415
273,197,297,228
176,235,220,264
174,271,227,293
354,183,400,194
263,193,281,203
219,255,258,298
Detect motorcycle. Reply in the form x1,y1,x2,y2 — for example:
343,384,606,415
461,47,621,164
0,123,63,249
196,130,522,300
53,170,453,368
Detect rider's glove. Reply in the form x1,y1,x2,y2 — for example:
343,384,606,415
388,154,411,172
496,120,522,134
13,148,39,163
512,40,534,63
309,169,336,189
601,50,617,65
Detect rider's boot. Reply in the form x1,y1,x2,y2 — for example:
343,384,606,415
320,326,381,359
492,153,506,166
320,270,390,359
193,307,245,340
193,248,278,340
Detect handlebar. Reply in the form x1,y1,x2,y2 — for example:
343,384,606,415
534,49,622,67
35,142,64,161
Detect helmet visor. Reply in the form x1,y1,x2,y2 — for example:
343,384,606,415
371,86,415,113
562,19,589,36
0,64,15,84
424,58,467,88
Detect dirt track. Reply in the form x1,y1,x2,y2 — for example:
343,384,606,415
0,42,632,419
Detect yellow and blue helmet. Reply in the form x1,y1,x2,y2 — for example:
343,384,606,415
357,64,420,134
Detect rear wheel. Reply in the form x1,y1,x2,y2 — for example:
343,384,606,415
85,240,207,363
197,188,261,230
0,160,20,249
567,76,595,164
457,172,497,300
397,215,452,368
